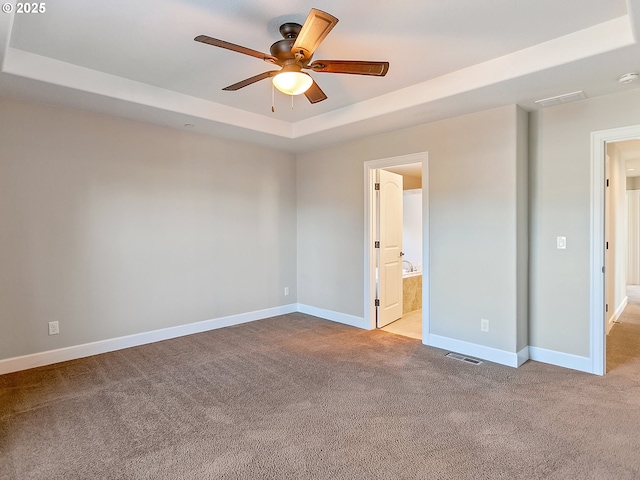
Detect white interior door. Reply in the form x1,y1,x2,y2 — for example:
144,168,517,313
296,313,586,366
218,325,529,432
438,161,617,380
377,169,403,327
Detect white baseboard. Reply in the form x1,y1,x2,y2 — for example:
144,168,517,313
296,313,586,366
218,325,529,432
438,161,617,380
528,346,592,374
0,304,297,375
517,346,530,367
426,334,526,368
607,296,628,334
296,304,368,329
0,303,598,377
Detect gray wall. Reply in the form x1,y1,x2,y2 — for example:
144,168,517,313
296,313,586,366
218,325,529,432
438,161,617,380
0,97,297,360
297,105,527,354
516,107,529,352
529,88,640,357
7,85,640,366
627,176,640,190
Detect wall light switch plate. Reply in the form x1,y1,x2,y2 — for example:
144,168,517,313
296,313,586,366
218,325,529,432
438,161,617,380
557,236,567,249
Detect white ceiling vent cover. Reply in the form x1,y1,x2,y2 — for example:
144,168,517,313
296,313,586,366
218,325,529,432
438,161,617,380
445,352,483,365
534,90,586,108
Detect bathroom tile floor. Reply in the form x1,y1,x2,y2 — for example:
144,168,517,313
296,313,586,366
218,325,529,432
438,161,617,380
381,309,422,339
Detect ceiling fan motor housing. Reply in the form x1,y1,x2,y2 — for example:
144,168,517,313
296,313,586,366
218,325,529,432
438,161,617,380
270,39,296,62
271,23,303,63
279,23,302,39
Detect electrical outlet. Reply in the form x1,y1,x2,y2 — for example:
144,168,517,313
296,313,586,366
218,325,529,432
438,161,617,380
480,318,489,332
48,321,59,336
284,286,290,296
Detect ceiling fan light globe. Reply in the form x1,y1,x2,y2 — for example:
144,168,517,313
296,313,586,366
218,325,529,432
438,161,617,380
272,71,313,95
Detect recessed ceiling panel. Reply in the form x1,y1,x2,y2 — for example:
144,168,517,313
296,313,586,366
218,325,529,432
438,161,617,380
8,0,627,123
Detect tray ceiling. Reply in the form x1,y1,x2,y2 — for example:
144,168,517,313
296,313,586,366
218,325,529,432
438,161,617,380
1,0,639,151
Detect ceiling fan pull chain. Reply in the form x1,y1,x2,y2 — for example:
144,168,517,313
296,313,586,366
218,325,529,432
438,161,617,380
272,83,275,113
291,94,294,110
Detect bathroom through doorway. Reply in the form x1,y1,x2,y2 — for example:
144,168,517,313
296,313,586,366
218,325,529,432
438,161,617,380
363,152,429,342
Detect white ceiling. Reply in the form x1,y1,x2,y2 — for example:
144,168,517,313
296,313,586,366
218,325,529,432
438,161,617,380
1,0,639,152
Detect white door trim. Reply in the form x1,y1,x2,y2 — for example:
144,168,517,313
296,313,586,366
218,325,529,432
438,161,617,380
363,152,429,341
590,124,640,375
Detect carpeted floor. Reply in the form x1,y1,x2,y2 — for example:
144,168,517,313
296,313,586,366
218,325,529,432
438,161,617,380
1,312,639,480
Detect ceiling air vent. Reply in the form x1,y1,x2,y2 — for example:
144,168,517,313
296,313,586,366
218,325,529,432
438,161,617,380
446,352,483,365
534,90,586,108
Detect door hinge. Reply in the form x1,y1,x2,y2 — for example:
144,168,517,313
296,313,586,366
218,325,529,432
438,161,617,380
606,179,610,187
606,241,609,250
375,299,380,307
375,183,380,190
374,241,380,248
602,266,605,274
606,303,609,312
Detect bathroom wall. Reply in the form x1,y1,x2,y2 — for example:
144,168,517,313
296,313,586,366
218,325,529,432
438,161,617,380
403,175,422,190
403,190,422,271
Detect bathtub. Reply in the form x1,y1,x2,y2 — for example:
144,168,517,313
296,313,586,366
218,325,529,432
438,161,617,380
403,269,422,279
403,271,422,313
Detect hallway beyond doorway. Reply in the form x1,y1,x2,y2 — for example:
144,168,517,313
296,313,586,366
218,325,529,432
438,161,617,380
607,285,640,373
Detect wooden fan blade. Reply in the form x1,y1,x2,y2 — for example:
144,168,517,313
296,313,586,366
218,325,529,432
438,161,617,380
308,60,389,76
304,80,327,104
195,35,278,64
292,9,338,61
223,71,278,91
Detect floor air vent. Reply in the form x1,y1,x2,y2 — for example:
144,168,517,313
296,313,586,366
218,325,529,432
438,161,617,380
446,352,482,365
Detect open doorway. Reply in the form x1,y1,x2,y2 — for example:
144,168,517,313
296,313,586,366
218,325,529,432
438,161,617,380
379,165,423,339
604,139,640,372
591,125,640,375
363,152,429,342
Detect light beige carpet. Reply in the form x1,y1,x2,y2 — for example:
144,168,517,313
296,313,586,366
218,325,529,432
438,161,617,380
1,312,640,479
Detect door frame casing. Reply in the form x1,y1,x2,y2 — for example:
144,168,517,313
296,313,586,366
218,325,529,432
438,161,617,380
590,124,640,375
363,152,429,342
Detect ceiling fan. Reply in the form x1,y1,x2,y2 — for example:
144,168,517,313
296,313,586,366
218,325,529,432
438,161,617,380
194,8,389,104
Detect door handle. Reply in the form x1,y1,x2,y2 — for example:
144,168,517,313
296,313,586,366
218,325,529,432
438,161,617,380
400,252,405,256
